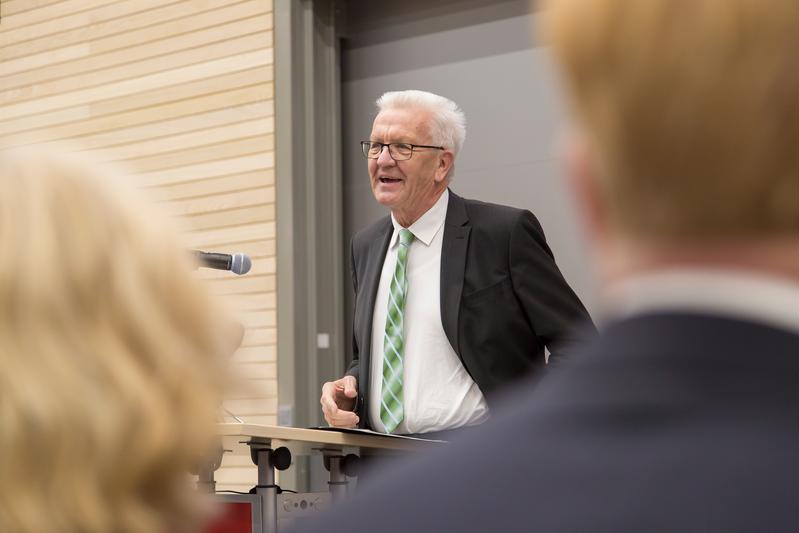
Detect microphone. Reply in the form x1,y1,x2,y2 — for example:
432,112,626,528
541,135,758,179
193,250,252,275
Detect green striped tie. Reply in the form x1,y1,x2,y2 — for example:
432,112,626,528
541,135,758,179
380,228,414,433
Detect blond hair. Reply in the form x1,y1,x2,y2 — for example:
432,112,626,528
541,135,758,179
545,0,799,239
0,149,229,533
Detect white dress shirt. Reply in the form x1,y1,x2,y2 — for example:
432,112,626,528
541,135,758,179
369,190,490,434
600,268,799,335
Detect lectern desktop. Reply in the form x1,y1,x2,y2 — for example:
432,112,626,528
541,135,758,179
202,423,443,533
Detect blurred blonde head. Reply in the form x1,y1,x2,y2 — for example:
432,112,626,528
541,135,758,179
545,0,799,241
0,149,230,533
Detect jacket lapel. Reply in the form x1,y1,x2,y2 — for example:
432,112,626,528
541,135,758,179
440,190,470,358
359,217,394,393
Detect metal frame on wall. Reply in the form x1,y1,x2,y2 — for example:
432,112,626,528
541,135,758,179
274,0,345,491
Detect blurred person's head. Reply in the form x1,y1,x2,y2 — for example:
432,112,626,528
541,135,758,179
0,149,230,533
545,0,799,281
365,90,465,226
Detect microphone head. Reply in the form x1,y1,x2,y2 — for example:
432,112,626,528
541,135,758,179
230,253,252,275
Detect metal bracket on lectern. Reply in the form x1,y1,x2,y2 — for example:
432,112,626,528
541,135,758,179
321,452,359,504
323,453,360,477
251,445,292,471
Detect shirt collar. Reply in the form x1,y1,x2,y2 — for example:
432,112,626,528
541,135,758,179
389,189,449,248
601,267,799,334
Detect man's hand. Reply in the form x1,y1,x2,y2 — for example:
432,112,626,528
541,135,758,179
320,375,360,428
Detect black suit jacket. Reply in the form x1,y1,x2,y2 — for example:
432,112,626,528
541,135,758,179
298,312,799,532
346,190,593,428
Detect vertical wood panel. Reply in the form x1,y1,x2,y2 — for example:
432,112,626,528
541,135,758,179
0,0,276,491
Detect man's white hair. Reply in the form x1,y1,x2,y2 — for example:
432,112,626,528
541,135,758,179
376,90,467,179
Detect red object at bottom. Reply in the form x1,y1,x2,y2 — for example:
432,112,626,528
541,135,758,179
203,502,253,533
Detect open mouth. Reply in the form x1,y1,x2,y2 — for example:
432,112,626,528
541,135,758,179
379,177,402,184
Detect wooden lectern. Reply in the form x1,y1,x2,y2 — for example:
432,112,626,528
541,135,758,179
201,423,442,533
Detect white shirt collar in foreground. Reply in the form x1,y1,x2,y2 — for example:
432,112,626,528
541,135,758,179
389,189,449,248
601,268,799,335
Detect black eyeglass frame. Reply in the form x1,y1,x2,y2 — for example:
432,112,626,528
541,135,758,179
360,141,446,160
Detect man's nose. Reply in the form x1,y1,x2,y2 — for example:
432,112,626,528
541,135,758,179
376,145,396,166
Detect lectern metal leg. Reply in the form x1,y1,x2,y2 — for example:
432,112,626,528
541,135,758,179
253,445,278,533
326,456,348,504
197,444,224,494
197,465,216,494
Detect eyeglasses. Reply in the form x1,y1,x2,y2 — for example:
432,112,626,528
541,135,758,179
360,141,445,161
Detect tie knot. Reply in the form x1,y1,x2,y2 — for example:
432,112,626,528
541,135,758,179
398,228,414,247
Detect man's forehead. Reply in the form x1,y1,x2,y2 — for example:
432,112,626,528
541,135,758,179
371,108,431,138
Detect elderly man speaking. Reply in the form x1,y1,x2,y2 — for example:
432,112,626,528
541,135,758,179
320,90,592,437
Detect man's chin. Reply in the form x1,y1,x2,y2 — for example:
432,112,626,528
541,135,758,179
373,189,403,209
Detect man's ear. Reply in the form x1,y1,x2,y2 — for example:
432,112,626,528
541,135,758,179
435,151,454,183
563,130,607,244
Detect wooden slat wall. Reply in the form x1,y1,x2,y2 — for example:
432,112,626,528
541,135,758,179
0,0,276,492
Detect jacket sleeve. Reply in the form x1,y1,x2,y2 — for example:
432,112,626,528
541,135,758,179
508,210,596,365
